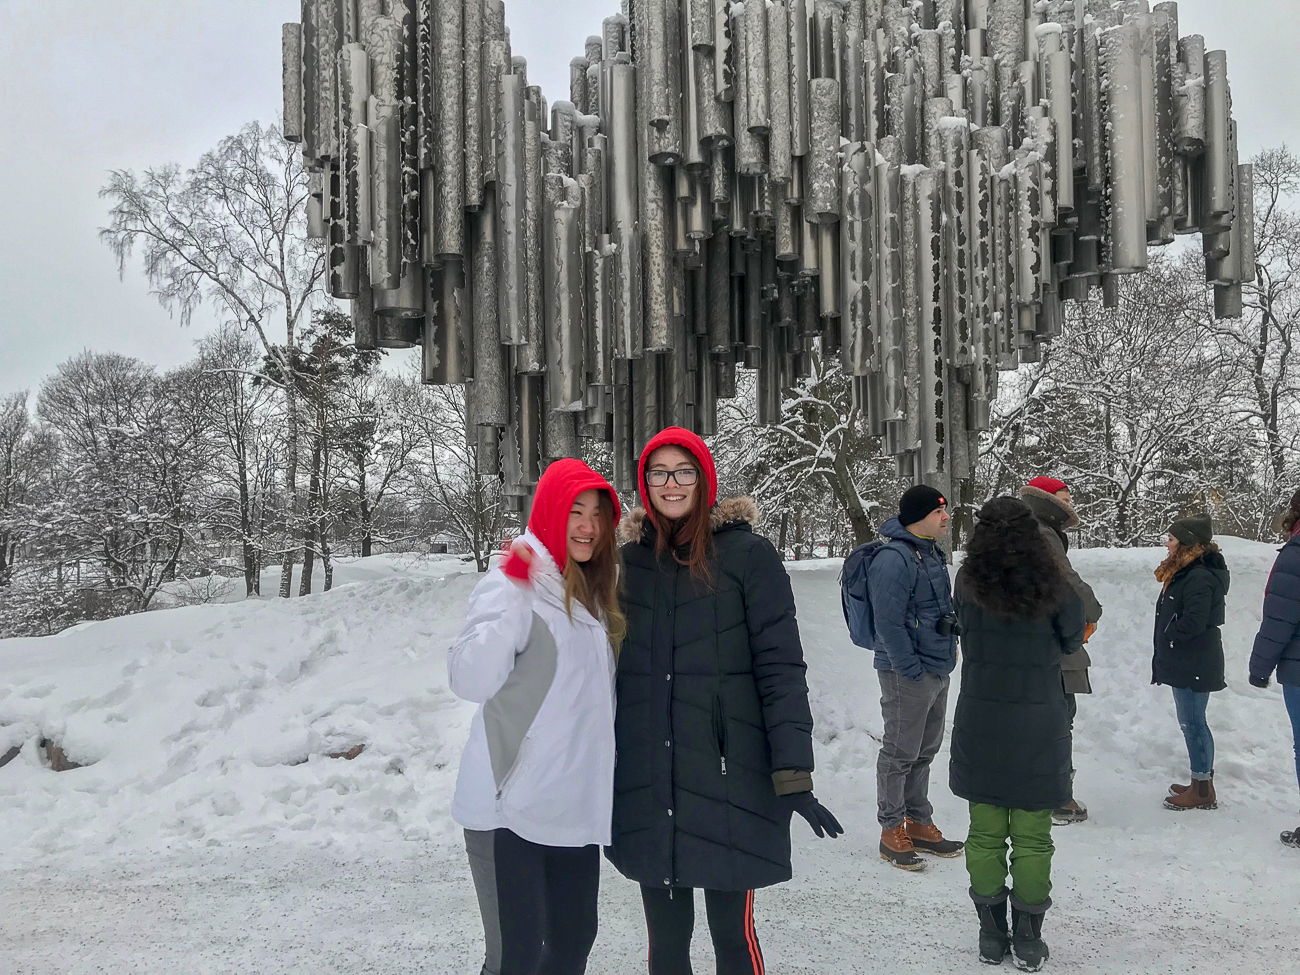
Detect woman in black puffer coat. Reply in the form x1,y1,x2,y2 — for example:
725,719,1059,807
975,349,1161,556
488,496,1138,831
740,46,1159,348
1153,514,1230,812
951,497,1085,971
608,427,841,975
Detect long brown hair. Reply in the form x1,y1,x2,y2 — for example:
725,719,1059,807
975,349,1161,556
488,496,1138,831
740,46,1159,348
646,452,715,582
1155,540,1220,590
563,489,627,653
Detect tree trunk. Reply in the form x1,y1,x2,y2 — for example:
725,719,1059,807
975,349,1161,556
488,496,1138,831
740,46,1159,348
279,383,299,598
299,437,321,596
359,469,372,558
777,511,789,556
321,520,333,592
237,442,256,597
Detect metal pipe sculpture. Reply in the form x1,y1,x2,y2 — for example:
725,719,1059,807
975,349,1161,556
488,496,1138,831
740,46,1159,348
286,0,1252,508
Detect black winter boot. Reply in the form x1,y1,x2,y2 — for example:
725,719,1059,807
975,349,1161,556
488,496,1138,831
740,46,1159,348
1282,826,1300,848
1009,893,1051,972
970,887,1010,965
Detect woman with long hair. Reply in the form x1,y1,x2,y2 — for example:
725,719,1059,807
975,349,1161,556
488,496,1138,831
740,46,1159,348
1155,515,1230,812
951,497,1085,972
607,427,841,975
448,458,625,975
1250,490,1300,847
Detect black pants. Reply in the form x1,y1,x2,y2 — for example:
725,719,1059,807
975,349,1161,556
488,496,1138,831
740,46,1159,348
640,885,765,975
464,828,600,975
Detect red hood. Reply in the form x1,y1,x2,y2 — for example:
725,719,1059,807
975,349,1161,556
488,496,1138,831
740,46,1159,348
636,427,719,513
527,458,620,571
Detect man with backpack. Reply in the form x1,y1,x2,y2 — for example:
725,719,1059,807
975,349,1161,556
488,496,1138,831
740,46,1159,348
844,484,963,870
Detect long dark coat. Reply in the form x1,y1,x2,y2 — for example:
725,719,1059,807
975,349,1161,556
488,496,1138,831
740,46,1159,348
606,498,816,892
950,570,1086,811
1152,550,1230,692
1021,486,1103,694
1251,530,1300,687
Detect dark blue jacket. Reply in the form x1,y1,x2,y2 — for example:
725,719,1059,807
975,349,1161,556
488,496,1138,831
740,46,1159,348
1250,533,1300,687
867,518,957,679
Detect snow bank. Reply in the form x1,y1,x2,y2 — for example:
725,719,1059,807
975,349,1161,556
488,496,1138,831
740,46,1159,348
0,557,484,859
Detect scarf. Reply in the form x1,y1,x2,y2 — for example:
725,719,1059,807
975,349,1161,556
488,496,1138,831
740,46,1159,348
1155,543,1207,590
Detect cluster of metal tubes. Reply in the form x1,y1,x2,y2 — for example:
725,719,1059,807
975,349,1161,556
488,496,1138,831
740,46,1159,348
283,0,1251,503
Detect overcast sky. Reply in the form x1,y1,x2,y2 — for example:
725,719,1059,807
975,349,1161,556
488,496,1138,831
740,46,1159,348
1,0,1297,395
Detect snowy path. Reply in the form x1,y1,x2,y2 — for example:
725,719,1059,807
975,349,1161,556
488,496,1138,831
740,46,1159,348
3,545,1299,972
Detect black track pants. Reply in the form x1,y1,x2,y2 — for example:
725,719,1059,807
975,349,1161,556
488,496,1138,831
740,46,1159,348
464,828,600,975
640,885,765,975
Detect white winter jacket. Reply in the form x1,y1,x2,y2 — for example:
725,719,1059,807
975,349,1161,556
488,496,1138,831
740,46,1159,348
448,530,617,847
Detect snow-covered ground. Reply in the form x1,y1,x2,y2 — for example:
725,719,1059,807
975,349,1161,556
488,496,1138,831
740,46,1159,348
2,540,1298,973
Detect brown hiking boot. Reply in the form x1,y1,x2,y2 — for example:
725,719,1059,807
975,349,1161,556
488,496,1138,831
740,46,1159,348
905,818,965,857
1164,777,1217,810
880,824,926,870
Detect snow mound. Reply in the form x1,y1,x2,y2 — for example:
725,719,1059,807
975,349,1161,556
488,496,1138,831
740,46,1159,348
0,558,484,859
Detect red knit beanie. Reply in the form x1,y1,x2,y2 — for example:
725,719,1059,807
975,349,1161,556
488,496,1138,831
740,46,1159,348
1027,476,1069,495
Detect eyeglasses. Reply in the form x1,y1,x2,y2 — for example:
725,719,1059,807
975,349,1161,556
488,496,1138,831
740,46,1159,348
646,468,699,487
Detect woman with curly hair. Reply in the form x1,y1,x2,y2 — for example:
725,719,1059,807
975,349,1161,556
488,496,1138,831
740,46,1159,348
1154,514,1230,812
951,496,1085,972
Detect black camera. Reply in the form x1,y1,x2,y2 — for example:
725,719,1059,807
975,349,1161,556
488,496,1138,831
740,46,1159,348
936,613,962,637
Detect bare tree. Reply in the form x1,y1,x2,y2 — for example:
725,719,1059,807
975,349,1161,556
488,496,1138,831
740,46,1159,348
33,353,215,613
334,372,421,557
712,352,903,548
393,372,507,571
100,121,325,597
195,325,279,595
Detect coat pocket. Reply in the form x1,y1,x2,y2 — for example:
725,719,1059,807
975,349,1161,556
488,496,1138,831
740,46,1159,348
712,694,729,776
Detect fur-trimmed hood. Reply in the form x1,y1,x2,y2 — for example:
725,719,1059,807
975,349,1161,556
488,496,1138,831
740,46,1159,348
617,496,760,545
1020,484,1082,532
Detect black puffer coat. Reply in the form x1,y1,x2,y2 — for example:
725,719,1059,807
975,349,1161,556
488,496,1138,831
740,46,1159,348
606,498,816,892
950,570,1086,811
1152,550,1230,692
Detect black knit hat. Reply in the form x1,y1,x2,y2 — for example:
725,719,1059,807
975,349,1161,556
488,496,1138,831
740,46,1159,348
1169,514,1213,547
899,485,948,526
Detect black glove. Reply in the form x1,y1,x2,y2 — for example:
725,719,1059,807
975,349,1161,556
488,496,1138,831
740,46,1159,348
1250,674,1271,689
779,791,844,839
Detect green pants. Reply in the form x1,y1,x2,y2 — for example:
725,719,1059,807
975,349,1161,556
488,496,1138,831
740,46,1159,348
966,803,1054,906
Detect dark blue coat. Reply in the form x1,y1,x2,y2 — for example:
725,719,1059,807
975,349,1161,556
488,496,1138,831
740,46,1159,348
867,517,957,680
1250,533,1300,687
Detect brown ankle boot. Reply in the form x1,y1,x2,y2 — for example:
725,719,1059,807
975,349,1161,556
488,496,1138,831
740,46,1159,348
1164,776,1217,810
1168,781,1191,796
880,824,926,870
905,818,965,857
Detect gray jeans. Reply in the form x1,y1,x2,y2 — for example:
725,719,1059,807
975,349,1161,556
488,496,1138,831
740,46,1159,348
876,670,950,829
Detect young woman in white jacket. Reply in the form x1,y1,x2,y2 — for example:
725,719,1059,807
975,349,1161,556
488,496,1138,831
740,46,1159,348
448,458,625,975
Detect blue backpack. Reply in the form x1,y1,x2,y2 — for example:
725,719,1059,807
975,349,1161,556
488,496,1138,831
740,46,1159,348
840,539,921,649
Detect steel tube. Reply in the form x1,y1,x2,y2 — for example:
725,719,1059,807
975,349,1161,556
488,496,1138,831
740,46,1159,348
1204,50,1232,222
1102,23,1149,273
471,187,508,427
423,258,471,382
464,0,484,210
769,1,794,184
434,0,465,259
808,78,842,222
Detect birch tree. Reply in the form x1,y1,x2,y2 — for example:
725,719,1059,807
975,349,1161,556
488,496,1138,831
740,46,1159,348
100,121,324,597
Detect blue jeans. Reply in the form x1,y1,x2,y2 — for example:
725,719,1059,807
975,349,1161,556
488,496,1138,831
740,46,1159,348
1284,683,1300,795
1171,687,1214,778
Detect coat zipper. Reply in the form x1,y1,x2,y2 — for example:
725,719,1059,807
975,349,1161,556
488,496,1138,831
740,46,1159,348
713,694,728,775
495,736,532,807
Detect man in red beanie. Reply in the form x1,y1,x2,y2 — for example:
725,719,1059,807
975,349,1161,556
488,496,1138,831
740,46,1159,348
1020,476,1103,826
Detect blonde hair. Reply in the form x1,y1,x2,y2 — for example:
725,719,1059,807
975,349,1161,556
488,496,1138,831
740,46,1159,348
562,490,627,654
